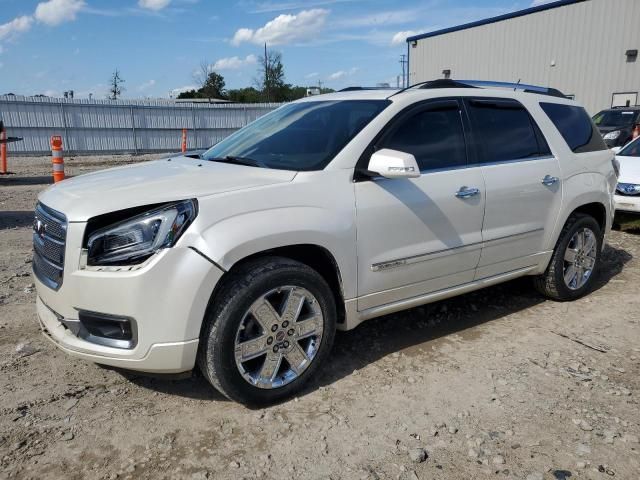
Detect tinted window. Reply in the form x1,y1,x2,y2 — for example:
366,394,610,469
379,105,467,171
202,100,389,171
619,137,640,157
593,110,639,128
467,99,544,163
540,103,607,153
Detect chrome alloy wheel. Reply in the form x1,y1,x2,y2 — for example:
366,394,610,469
563,227,597,290
234,286,324,389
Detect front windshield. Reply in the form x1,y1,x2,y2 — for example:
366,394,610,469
202,100,390,171
619,137,640,157
593,110,638,128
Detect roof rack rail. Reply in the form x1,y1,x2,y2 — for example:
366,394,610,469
454,80,566,98
338,86,397,92
387,79,475,98
388,78,567,99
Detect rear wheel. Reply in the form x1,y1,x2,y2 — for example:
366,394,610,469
534,213,603,301
198,257,336,406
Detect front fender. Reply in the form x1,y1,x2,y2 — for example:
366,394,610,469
183,170,358,299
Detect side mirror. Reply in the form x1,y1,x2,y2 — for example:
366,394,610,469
367,148,420,179
611,146,622,154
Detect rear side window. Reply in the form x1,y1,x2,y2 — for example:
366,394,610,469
466,98,550,164
379,103,467,171
540,103,607,153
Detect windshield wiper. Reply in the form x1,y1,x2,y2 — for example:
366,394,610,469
209,156,264,168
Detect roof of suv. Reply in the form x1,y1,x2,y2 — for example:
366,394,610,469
295,79,572,104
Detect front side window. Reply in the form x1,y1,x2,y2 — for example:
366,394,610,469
541,102,607,153
466,99,547,163
378,104,467,171
202,100,389,171
619,137,640,157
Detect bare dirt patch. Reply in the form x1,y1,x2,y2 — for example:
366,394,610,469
1,156,639,480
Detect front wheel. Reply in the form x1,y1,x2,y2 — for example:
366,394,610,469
198,257,336,406
534,213,603,301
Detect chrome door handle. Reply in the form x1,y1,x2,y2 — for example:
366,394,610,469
455,186,480,198
542,175,559,186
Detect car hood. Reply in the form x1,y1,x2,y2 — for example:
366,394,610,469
38,156,297,221
617,155,640,184
598,125,630,134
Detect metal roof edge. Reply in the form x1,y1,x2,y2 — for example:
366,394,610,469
406,0,586,43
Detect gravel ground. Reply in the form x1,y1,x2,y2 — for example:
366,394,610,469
1,155,639,480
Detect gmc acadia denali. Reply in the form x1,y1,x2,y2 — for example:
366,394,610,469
33,80,617,405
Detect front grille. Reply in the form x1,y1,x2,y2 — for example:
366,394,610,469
33,203,67,290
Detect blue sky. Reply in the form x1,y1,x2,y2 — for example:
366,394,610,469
0,0,549,99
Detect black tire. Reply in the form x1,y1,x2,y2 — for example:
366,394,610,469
534,213,603,301
197,256,336,406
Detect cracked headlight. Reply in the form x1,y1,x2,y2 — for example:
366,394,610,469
86,200,197,266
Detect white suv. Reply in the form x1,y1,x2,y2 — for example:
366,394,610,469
34,80,617,405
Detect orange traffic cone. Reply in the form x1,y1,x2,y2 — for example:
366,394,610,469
50,136,65,183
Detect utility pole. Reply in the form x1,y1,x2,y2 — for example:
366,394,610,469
317,80,324,91
399,54,408,88
264,43,269,103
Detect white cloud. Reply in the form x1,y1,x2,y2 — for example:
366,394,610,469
35,0,85,26
0,62,4,69
137,79,156,91
231,8,329,46
327,67,357,81
305,72,319,78
248,0,354,14
0,46,4,54
170,85,197,97
337,9,419,28
391,30,418,46
212,54,258,70
138,0,171,11
530,0,554,5
0,16,33,41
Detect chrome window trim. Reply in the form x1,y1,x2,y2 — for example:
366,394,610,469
366,155,556,181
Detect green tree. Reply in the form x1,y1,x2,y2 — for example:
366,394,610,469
201,71,226,100
227,87,262,103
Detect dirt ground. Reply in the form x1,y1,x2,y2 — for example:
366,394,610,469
1,155,639,480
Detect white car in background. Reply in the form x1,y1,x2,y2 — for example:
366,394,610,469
613,137,640,213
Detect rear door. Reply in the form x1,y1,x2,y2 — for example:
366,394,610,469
463,97,562,279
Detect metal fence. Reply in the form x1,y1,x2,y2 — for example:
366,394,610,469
0,95,281,156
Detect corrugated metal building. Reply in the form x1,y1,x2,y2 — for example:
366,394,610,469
406,0,640,114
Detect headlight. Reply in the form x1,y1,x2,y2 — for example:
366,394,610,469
86,200,197,266
616,183,640,195
604,130,621,140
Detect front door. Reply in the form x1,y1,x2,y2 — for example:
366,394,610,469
355,99,486,311
463,97,563,279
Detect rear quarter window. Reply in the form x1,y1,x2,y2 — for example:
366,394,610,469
540,103,607,153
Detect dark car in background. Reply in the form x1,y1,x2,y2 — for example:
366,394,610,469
592,107,640,148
